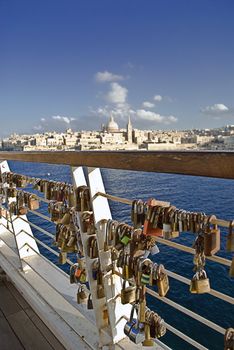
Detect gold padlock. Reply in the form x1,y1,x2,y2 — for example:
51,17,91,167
58,251,67,264
139,299,146,323
224,327,234,350
142,324,154,346
226,221,234,252
121,281,136,305
156,265,169,297
189,276,198,294
204,217,220,256
194,270,210,294
103,307,109,326
229,257,234,278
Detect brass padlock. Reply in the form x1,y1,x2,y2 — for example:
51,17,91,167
77,285,87,304
142,324,154,346
189,276,198,294
194,270,210,294
229,257,234,278
224,327,234,350
226,221,234,252
121,281,136,305
156,264,169,297
204,217,220,256
102,307,109,326
58,251,67,265
28,194,40,210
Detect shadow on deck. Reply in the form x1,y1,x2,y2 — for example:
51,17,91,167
0,274,65,350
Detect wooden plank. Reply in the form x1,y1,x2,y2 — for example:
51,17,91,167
5,280,32,310
25,308,65,350
5,281,65,350
0,284,22,316
7,309,54,350
0,314,24,350
0,150,234,179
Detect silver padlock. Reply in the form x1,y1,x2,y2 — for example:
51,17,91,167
150,244,160,255
124,304,137,336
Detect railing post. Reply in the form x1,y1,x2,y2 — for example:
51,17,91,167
87,167,132,345
71,166,112,348
0,160,39,271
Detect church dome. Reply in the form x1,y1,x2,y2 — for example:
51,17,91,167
107,116,119,132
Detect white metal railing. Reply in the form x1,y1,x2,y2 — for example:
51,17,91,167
0,160,233,350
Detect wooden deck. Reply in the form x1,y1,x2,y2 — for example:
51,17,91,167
0,275,65,350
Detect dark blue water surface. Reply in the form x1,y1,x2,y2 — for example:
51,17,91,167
9,161,234,350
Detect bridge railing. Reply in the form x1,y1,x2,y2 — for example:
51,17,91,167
0,151,233,350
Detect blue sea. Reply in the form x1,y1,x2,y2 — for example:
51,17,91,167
9,161,234,350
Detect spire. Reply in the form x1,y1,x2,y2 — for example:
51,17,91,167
127,115,132,127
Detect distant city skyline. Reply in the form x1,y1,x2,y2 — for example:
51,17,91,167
0,0,234,137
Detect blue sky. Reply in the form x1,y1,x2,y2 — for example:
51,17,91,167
0,0,234,136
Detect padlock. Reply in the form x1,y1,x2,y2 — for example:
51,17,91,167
103,307,109,326
224,327,234,350
121,281,136,305
229,257,234,278
129,322,145,344
194,270,210,294
226,221,234,252
91,260,99,280
124,305,145,344
189,276,198,294
58,251,67,265
204,218,220,256
139,258,152,286
77,285,87,304
162,223,172,239
97,284,105,299
138,299,146,323
87,293,93,309
79,269,87,283
156,265,169,297
28,194,40,210
142,324,154,346
70,264,76,284
155,317,167,338
150,244,160,256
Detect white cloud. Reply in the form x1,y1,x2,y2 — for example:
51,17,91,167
40,118,46,122
52,115,75,124
142,101,155,108
201,103,229,114
106,82,128,105
33,125,43,131
136,109,177,124
136,109,164,122
154,95,163,102
167,116,178,123
95,71,124,83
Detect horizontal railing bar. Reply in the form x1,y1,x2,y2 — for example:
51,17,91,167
19,229,74,266
96,191,232,229
1,150,234,179
0,219,74,266
155,237,231,267
146,288,226,335
28,209,52,222
113,269,227,335
22,243,90,294
18,216,55,239
165,269,234,304
164,322,208,350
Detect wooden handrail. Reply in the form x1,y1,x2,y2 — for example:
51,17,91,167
1,150,234,179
